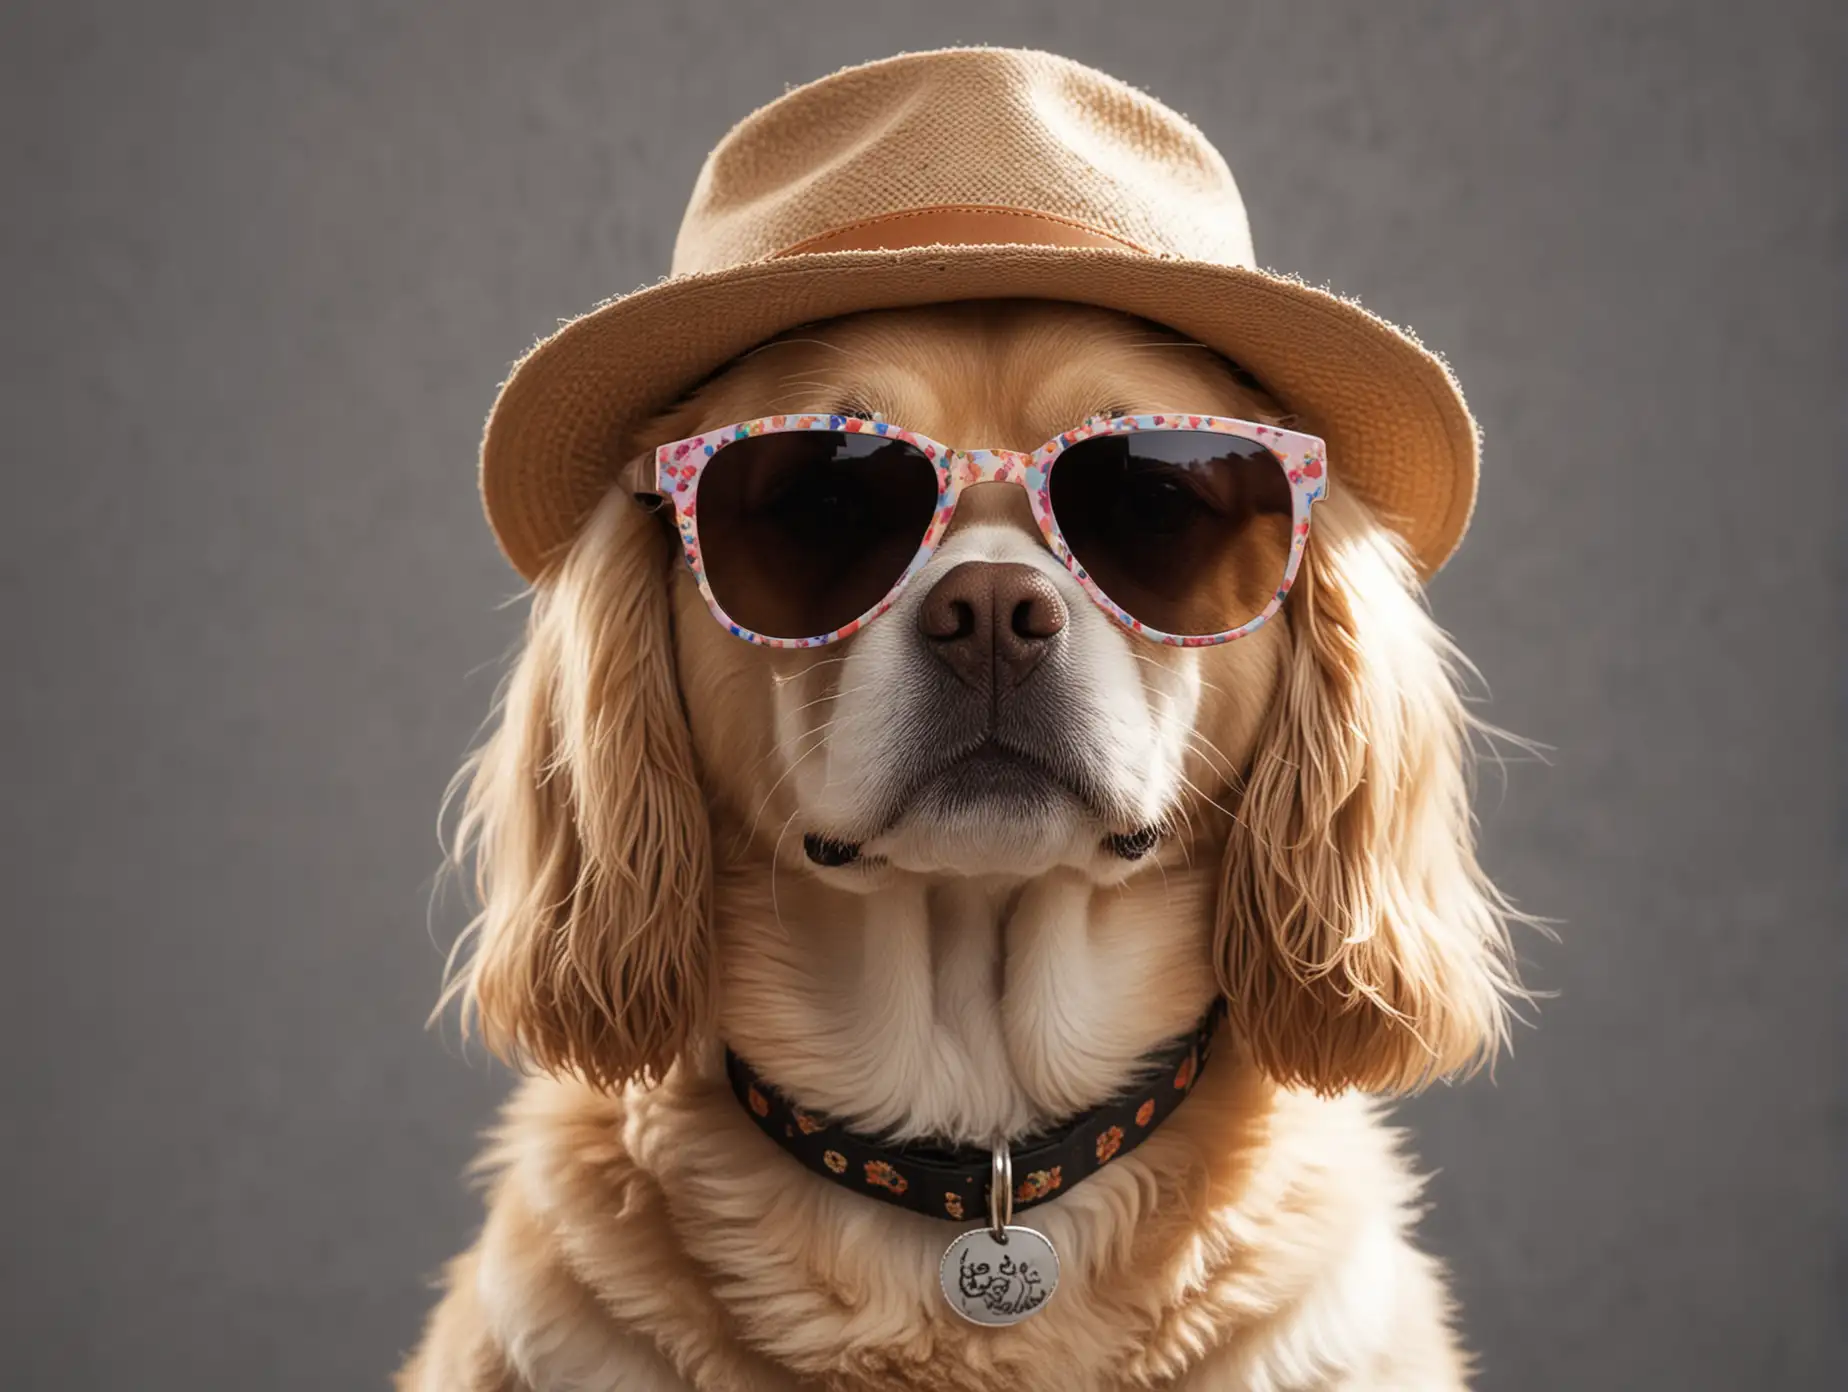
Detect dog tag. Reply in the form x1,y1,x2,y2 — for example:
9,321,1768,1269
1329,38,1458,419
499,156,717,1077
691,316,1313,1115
939,1225,1059,1325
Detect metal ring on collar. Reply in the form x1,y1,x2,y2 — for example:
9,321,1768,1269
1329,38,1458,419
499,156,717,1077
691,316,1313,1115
988,1142,1013,1239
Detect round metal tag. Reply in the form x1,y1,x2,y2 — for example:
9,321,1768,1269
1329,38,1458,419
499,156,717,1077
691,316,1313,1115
939,1225,1060,1325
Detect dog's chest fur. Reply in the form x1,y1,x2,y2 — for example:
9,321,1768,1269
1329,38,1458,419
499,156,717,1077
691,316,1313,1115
464,1061,1457,1392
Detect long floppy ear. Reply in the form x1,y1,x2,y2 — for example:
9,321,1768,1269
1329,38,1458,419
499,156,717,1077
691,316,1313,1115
1217,491,1521,1096
444,492,710,1089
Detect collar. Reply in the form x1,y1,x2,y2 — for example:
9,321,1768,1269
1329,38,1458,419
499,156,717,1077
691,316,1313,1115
724,1002,1224,1223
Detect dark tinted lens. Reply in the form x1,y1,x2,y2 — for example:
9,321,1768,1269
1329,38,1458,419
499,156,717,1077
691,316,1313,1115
695,430,940,639
1048,430,1293,637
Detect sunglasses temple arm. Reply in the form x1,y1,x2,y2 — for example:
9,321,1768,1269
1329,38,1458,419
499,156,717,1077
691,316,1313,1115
621,449,667,512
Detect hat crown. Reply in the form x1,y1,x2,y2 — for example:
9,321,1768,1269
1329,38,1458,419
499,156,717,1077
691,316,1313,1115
673,48,1255,274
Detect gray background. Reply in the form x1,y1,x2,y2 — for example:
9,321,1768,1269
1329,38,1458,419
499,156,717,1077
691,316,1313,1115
3,1,1841,1388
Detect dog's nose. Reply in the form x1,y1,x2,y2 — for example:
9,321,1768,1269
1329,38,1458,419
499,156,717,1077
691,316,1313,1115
917,561,1067,693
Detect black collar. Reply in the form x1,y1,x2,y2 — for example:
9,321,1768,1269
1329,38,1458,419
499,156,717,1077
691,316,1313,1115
724,1002,1223,1223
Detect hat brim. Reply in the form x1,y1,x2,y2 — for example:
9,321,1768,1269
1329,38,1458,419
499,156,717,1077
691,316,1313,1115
481,245,1477,581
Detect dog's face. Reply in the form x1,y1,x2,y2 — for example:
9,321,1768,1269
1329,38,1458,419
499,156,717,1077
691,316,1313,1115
662,303,1290,884
453,299,1516,1102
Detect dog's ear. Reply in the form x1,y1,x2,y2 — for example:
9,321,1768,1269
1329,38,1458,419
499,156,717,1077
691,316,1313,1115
446,492,710,1089
1216,492,1520,1095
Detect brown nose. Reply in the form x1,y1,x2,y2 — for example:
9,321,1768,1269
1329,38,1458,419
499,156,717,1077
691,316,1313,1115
917,561,1067,693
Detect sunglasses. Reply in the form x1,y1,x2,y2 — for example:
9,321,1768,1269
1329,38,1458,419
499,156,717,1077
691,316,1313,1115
642,412,1328,648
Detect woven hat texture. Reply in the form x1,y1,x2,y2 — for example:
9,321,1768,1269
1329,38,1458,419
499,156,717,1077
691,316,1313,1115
481,48,1477,580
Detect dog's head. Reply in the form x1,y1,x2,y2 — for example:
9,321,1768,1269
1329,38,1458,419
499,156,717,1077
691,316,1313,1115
449,300,1516,1099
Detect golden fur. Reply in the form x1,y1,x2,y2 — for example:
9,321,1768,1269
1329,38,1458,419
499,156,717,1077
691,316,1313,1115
403,302,1520,1390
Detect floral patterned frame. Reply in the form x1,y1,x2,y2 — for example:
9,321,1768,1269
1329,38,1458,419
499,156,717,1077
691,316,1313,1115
651,412,1329,648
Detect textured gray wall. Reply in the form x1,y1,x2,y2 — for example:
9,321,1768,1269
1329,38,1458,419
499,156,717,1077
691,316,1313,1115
2,2,1841,1388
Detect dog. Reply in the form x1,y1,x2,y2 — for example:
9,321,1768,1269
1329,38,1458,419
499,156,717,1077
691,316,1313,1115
398,297,1521,1390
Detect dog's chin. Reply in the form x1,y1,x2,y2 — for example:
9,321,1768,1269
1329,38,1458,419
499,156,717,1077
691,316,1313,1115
877,797,1094,879
884,746,1079,872
814,752,1157,882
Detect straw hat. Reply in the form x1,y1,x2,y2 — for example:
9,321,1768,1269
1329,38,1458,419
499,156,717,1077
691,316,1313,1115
481,47,1478,581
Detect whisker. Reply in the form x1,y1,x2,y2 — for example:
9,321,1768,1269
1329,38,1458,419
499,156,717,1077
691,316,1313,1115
728,676,867,796
772,653,854,685
1182,729,1242,786
731,683,853,787
775,376,848,395
732,723,840,856
758,393,835,413
739,336,850,360
789,684,868,719
755,720,840,813
1171,767,1243,826
1122,646,1231,702
1114,338,1215,353
768,807,805,938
